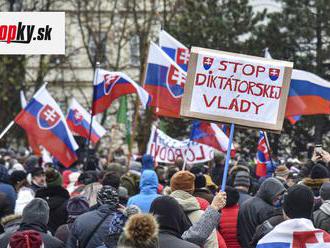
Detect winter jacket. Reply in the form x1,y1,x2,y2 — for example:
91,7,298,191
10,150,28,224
0,182,16,214
193,188,214,204
238,178,285,248
170,190,219,248
0,222,64,248
302,178,330,210
14,187,35,215
55,223,71,244
0,214,21,235
127,170,161,213
220,204,241,248
120,172,140,197
237,191,252,206
35,186,70,234
159,232,199,248
313,200,330,232
67,204,117,248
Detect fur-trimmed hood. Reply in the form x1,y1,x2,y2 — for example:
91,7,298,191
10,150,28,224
1,214,22,229
302,178,330,188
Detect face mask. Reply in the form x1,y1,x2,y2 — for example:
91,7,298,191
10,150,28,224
273,199,282,208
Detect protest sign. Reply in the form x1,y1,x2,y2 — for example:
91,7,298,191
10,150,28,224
180,47,293,131
146,126,214,164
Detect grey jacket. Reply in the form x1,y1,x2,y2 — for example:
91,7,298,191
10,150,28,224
66,204,116,248
313,200,330,232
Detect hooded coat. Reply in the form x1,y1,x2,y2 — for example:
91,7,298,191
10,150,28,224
313,200,330,232
238,178,285,248
170,190,219,248
127,170,161,213
150,196,199,248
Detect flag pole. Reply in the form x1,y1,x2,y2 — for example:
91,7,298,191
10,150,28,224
85,61,100,169
262,131,275,168
0,121,15,140
221,123,235,191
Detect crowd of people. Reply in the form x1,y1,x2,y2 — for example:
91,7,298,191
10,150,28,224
0,146,330,247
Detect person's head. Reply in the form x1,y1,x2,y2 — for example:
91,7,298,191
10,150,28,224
275,165,290,180
97,185,120,209
194,173,206,189
311,164,329,179
45,168,62,188
150,196,191,236
233,170,250,192
155,166,166,184
320,182,330,202
256,177,286,207
166,166,179,183
67,196,89,222
225,186,240,207
78,170,98,185
21,198,49,227
142,154,154,171
10,170,28,191
170,170,195,194
31,167,46,187
102,171,120,189
283,184,314,220
0,165,9,183
117,214,159,248
174,158,184,170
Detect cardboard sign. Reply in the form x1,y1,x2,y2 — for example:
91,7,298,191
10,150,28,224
146,126,214,164
180,47,293,131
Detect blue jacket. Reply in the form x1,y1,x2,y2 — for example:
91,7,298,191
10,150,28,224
0,183,17,214
127,170,160,213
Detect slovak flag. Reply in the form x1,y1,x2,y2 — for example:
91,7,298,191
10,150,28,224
256,131,270,177
15,85,79,167
143,42,187,118
159,30,190,71
190,121,235,155
257,218,330,248
92,69,150,115
67,98,106,144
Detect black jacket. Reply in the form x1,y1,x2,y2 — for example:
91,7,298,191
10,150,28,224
313,200,330,233
35,186,70,234
159,231,199,248
237,178,285,248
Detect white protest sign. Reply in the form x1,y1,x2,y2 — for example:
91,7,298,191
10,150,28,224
180,47,293,131
146,126,214,164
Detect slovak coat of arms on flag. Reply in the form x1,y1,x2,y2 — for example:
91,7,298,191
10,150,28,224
167,65,186,98
104,74,120,95
72,109,83,126
203,57,214,70
37,104,61,130
269,68,280,81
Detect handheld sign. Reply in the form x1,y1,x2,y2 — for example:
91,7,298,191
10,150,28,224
180,47,293,132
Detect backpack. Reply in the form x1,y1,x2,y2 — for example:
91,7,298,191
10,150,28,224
8,230,44,248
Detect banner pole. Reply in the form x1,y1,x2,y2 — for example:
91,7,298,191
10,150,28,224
0,121,15,140
221,123,235,191
85,62,100,169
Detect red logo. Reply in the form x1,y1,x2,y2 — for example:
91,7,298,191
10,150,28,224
292,230,330,247
37,104,61,130
203,57,214,70
176,48,190,65
167,65,186,98
269,68,280,81
104,74,120,95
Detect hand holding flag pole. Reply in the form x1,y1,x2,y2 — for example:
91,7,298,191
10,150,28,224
221,123,235,191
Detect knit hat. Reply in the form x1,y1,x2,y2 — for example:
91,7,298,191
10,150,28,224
22,198,49,226
194,174,206,189
320,182,330,201
97,185,119,208
129,161,142,173
45,168,62,187
275,165,290,178
311,164,329,179
118,214,159,248
170,171,195,194
142,154,154,171
66,196,89,218
31,167,44,178
283,184,314,219
10,170,27,186
204,174,218,190
234,171,251,188
25,156,40,173
8,230,44,248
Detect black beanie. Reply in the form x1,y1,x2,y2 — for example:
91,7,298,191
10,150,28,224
283,184,314,219
194,174,206,189
225,186,240,207
311,164,329,179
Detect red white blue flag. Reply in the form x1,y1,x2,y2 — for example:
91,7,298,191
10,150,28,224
190,120,235,155
15,85,78,167
67,98,106,144
257,218,330,248
256,131,270,177
143,42,187,118
159,30,190,71
92,69,150,115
